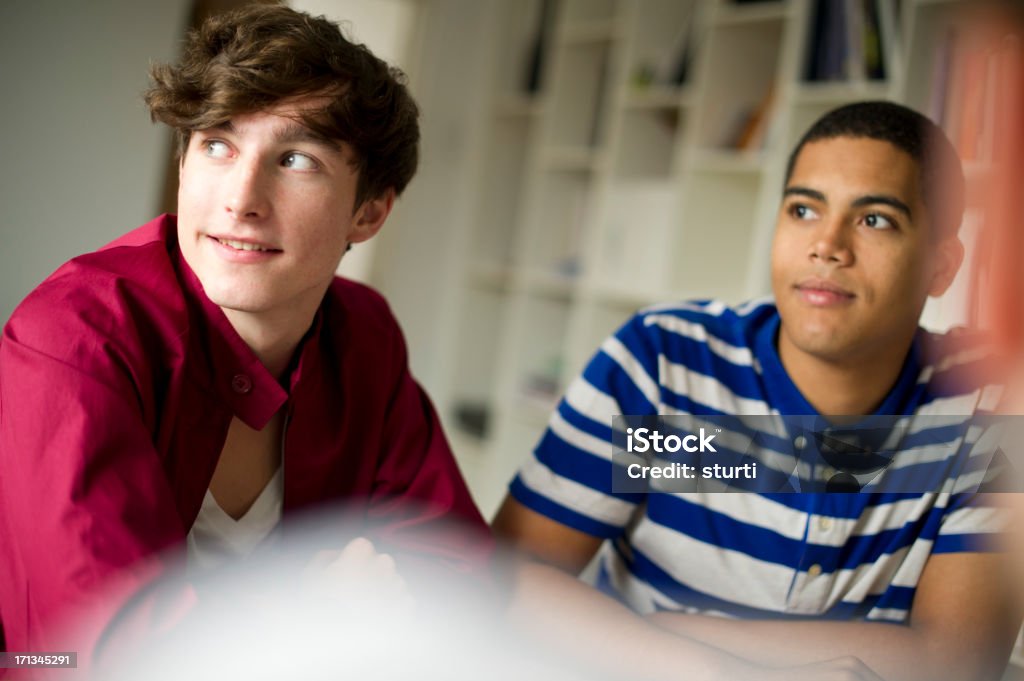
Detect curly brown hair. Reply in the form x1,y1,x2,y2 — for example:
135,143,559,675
145,4,419,206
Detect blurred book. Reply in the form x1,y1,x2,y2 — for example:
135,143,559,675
522,0,555,93
453,400,492,439
732,87,775,151
805,0,890,83
654,17,694,86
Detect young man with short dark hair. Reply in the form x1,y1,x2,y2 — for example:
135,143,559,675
0,5,488,669
495,101,1019,681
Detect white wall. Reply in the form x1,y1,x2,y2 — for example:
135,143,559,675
368,0,497,401
0,0,190,324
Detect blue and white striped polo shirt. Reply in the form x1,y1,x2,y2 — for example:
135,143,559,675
509,299,1004,622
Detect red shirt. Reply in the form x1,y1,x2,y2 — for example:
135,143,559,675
0,215,491,668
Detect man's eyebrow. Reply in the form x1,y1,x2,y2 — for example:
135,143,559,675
783,186,826,202
205,120,342,153
850,194,913,219
784,187,914,220
273,124,342,152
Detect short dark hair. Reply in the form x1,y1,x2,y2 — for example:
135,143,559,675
144,4,419,206
784,101,965,240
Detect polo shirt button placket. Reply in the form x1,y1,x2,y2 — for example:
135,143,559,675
231,373,253,395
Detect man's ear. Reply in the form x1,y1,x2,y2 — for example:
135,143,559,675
349,188,396,244
927,236,965,297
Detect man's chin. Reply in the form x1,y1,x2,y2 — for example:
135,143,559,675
205,291,273,316
782,326,854,364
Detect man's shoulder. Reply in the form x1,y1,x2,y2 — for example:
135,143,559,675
321,276,402,338
626,297,776,350
3,216,187,362
918,325,993,359
915,325,1004,402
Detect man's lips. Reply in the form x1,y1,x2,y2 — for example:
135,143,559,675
206,234,283,263
208,235,282,253
794,278,855,306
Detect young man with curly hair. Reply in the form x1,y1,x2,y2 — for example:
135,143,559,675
0,5,488,670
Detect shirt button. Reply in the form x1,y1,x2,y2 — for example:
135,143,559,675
807,564,823,578
793,435,807,450
231,373,253,394
818,517,833,532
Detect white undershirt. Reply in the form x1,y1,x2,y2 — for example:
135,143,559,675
186,467,283,573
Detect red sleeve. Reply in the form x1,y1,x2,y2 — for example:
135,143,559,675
361,303,495,582
0,300,187,674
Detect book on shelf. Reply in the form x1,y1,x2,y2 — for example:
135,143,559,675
844,0,866,81
805,0,847,81
522,0,556,94
453,400,491,439
654,12,695,87
804,0,890,83
589,49,612,147
722,86,775,151
862,0,886,80
519,354,565,414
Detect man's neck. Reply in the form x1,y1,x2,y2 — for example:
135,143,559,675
776,333,911,417
222,304,318,382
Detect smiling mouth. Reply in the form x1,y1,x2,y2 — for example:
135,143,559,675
213,237,280,253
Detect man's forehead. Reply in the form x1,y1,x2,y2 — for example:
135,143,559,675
787,137,922,207
209,113,344,153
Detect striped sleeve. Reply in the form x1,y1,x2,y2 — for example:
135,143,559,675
934,419,1011,553
933,493,1007,553
509,313,659,537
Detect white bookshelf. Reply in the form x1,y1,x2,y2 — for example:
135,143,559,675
436,0,983,521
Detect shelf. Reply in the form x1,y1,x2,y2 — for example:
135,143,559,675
622,86,695,109
516,268,579,300
687,148,767,174
793,82,893,105
713,1,790,26
560,18,622,44
540,146,607,172
494,93,545,118
467,262,514,291
583,282,670,309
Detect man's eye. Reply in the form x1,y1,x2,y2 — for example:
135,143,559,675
863,213,894,230
204,140,231,159
282,152,318,170
789,204,818,220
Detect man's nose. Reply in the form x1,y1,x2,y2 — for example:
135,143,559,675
224,158,270,220
808,218,853,266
